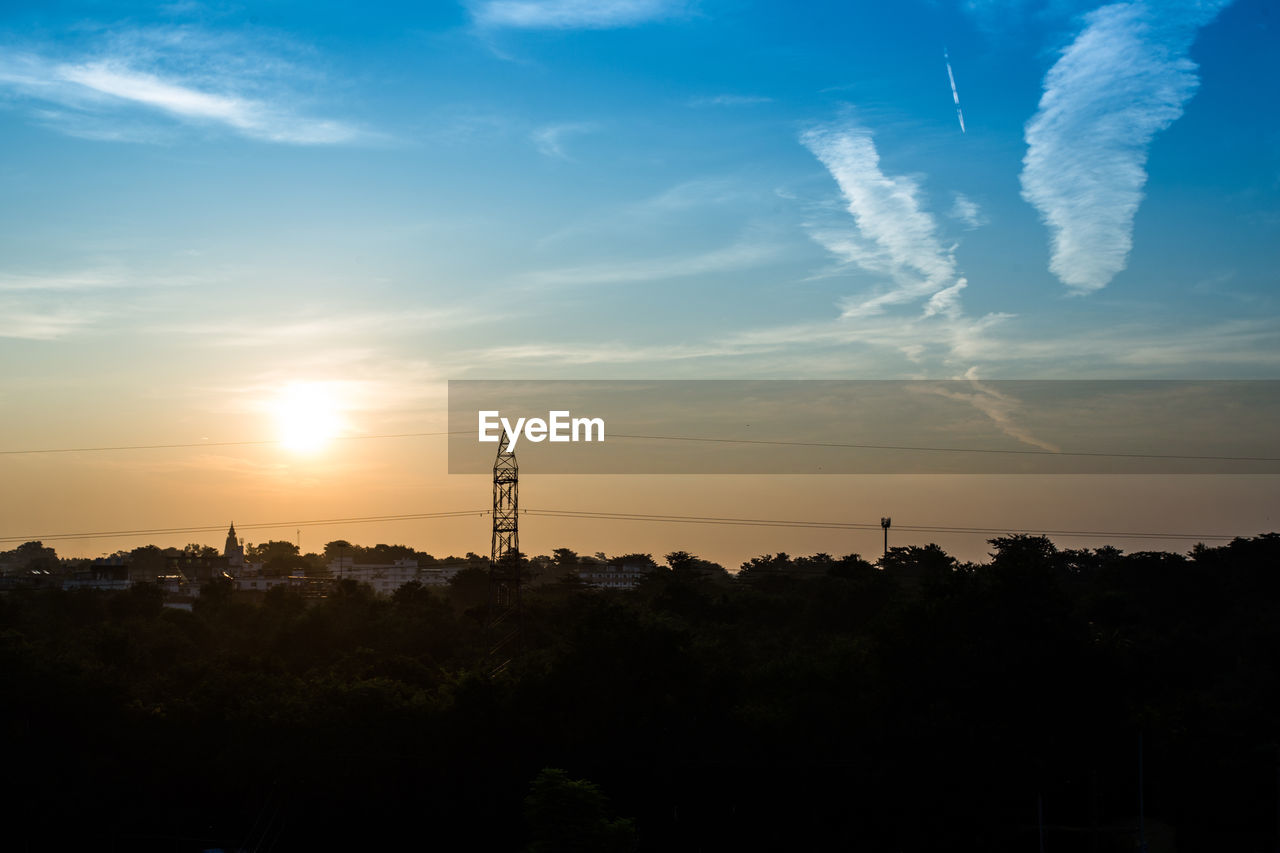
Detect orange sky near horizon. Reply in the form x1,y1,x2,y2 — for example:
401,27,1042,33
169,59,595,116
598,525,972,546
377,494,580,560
4,425,1276,567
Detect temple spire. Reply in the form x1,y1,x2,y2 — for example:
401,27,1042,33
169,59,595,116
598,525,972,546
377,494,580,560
224,522,245,571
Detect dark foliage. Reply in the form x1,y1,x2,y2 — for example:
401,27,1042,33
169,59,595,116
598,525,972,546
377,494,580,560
2,534,1278,851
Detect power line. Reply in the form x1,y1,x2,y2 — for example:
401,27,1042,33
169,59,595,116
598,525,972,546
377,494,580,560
0,510,489,545
522,508,1240,542
0,429,1276,463
607,433,1280,463
0,431,467,456
0,505,1247,548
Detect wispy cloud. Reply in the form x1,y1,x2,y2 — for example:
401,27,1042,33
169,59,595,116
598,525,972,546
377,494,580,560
471,0,683,29
789,119,1024,376
462,306,1016,376
164,306,505,347
0,265,206,338
463,310,1280,380
0,27,368,144
519,238,781,288
800,120,959,316
468,340,730,365
949,193,987,229
721,309,1012,371
630,178,750,212
1020,0,1233,293
916,381,1061,451
0,268,208,292
0,302,106,340
530,121,598,158
536,177,759,247
688,94,773,107
986,317,1280,372
0,271,126,292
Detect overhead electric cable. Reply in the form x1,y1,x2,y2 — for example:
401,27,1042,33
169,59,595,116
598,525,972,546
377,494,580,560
606,433,1280,463
1,506,1248,547
0,510,488,545
522,508,1240,542
1,428,1275,463
0,431,468,456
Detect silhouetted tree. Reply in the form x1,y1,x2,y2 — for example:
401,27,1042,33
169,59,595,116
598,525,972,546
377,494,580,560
247,539,300,562
323,539,353,562
523,767,637,853
449,566,490,611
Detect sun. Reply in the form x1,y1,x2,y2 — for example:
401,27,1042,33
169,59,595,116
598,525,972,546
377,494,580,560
273,382,343,453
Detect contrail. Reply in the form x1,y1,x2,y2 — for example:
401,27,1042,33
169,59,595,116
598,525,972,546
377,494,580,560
944,49,966,133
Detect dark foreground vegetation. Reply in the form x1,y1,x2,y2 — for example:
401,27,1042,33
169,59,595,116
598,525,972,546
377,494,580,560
3,534,1280,852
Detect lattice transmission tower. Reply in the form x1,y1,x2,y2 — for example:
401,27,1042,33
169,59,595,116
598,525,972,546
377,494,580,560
488,429,521,655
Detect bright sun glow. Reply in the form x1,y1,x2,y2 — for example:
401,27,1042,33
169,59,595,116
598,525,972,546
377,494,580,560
274,382,343,453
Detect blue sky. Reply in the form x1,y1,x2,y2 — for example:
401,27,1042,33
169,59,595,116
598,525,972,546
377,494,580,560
1,0,1275,377
0,0,1277,560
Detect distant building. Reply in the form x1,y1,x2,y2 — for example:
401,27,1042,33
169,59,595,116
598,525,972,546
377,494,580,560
235,574,302,593
0,569,57,591
574,563,654,590
166,552,231,584
63,556,131,591
327,557,462,595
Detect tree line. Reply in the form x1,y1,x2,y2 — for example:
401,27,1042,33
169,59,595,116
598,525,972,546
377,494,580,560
2,533,1278,851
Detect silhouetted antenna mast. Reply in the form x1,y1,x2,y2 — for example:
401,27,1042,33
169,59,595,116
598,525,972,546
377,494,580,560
491,429,519,570
881,517,891,557
488,429,521,669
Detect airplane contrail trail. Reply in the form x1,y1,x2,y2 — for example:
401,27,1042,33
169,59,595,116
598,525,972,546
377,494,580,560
944,49,966,133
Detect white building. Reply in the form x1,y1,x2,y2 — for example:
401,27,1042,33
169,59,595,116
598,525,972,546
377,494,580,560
234,575,300,593
574,563,654,590
327,557,462,596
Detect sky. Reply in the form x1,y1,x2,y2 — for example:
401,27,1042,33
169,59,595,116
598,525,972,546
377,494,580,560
0,0,1277,565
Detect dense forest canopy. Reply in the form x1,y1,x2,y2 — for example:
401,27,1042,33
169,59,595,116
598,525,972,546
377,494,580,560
3,533,1278,851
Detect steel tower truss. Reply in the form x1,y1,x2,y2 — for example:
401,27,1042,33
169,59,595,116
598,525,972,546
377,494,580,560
490,429,520,610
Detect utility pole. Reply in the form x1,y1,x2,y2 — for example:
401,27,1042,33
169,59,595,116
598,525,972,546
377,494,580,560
881,517,891,558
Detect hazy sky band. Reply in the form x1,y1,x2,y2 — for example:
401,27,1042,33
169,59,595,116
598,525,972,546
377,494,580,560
0,0,1275,563
448,380,1280,473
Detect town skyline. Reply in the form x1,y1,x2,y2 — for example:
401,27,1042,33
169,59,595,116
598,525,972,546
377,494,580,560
1,0,1277,566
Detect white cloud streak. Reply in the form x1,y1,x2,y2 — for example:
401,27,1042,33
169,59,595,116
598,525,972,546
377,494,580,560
800,121,959,316
520,239,781,288
472,0,681,29
535,177,757,247
1020,0,1233,293
944,50,966,133
0,303,105,340
530,122,597,158
166,306,504,347
0,265,208,338
464,312,1280,379
0,31,366,145
791,119,1026,381
688,94,773,107
916,382,1061,451
949,193,987,229
0,271,126,292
